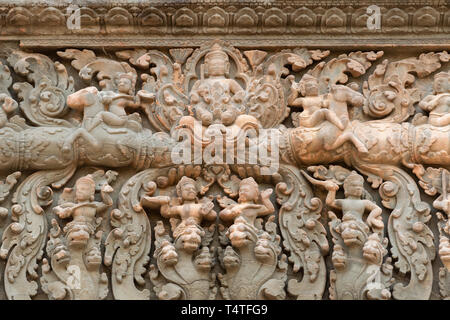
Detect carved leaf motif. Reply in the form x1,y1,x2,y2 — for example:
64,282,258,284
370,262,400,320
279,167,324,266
0,165,75,300
0,171,21,202
8,51,74,127
308,51,384,94
116,49,188,132
415,166,446,196
357,163,435,300
58,49,136,91
275,164,327,300
245,49,329,128
56,49,97,71
104,169,169,300
363,51,449,122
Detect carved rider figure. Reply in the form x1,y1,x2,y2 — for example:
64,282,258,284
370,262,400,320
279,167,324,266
89,72,142,131
288,74,368,153
62,72,143,152
288,74,345,130
419,72,450,127
190,43,246,126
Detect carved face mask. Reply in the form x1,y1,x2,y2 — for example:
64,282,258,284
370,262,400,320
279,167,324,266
181,183,197,201
75,180,95,201
117,78,132,94
434,78,449,94
238,184,258,203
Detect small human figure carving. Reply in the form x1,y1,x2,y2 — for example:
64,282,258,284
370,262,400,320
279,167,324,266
190,43,245,126
288,74,345,130
302,170,383,231
140,176,217,250
419,72,450,127
62,72,146,152
88,72,142,130
303,169,391,299
53,174,113,245
218,177,274,227
288,75,368,153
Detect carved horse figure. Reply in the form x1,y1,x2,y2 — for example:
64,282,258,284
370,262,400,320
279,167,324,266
62,86,142,153
62,87,105,152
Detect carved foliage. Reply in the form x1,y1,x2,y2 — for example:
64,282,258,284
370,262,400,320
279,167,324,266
0,165,76,299
359,163,435,300
275,164,328,300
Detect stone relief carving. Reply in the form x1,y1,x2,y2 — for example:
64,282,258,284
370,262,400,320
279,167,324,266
0,38,448,300
302,167,393,300
217,177,287,300
41,170,115,300
2,2,448,40
146,176,217,300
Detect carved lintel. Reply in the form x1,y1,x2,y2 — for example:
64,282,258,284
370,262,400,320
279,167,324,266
0,39,448,301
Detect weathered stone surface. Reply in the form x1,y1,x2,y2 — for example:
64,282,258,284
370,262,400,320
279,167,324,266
0,0,448,300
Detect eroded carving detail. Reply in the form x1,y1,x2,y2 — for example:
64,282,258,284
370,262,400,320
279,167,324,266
302,167,393,300
218,177,287,300
41,170,115,300
0,39,447,300
146,176,217,300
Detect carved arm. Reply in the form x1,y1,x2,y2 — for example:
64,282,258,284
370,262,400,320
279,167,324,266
230,81,245,103
53,204,75,219
219,207,239,222
141,195,171,217
325,186,341,211
258,188,275,216
96,184,114,212
301,170,340,210
419,94,439,111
